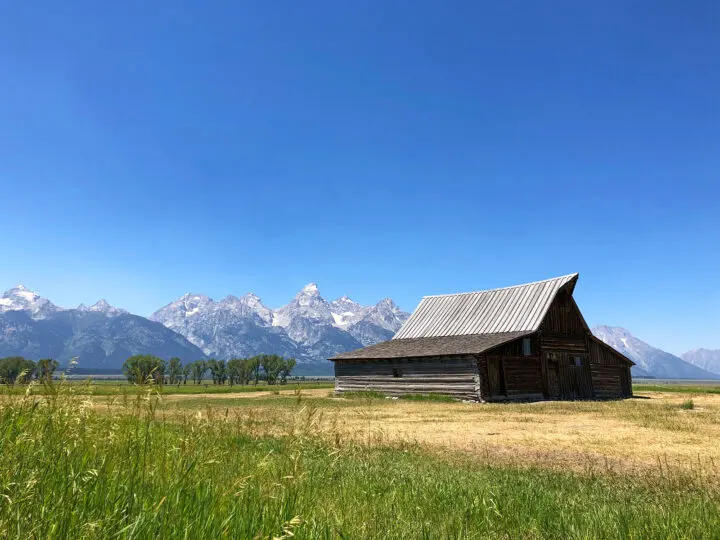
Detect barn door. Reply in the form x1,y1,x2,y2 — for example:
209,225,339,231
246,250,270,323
487,357,506,398
561,355,593,399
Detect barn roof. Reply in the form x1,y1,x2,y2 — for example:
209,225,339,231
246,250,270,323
393,273,579,340
331,331,532,360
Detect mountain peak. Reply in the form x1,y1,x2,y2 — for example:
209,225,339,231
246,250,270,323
4,284,39,299
300,283,319,295
181,292,212,301
81,299,128,316
0,284,59,319
593,325,719,379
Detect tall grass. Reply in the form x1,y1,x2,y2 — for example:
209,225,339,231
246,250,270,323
0,384,718,538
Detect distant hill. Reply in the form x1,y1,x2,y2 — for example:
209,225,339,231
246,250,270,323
593,326,719,380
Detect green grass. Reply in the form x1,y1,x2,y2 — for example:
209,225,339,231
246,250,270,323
399,392,457,402
340,390,386,399
0,380,334,396
634,384,720,394
0,387,718,538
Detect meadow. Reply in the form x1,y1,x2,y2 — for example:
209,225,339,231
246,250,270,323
0,380,719,538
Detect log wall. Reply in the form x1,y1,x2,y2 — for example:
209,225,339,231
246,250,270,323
590,365,627,399
588,338,633,398
477,354,544,401
502,356,544,399
334,356,481,401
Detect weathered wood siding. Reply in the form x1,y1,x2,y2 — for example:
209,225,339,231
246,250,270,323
501,356,544,399
547,358,560,398
590,365,627,399
558,358,594,399
588,338,633,398
539,292,587,338
478,336,544,401
334,356,481,401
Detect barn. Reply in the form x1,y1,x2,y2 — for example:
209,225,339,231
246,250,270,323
331,273,633,402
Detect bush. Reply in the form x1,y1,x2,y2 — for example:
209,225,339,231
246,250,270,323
680,399,695,410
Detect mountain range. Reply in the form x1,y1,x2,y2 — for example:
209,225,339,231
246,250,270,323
0,284,717,379
148,283,409,370
0,286,204,369
592,326,719,379
0,283,409,374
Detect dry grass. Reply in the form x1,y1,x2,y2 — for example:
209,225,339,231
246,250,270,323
107,388,720,483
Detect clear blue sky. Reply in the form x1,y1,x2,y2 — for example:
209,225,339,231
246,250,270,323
1,1,717,355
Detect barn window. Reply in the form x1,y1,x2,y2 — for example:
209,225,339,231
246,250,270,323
572,356,583,367
522,338,532,356
392,368,403,378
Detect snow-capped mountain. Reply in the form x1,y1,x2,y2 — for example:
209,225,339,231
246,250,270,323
151,292,290,358
0,285,60,320
0,285,203,368
273,283,336,344
593,326,719,379
150,283,411,364
681,349,720,376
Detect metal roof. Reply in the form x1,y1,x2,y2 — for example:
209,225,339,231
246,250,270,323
393,273,579,340
331,331,532,360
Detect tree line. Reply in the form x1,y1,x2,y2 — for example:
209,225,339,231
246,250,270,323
0,357,59,385
0,354,297,387
121,355,297,386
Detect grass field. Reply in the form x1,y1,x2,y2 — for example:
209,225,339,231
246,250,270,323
0,380,719,538
0,379,335,396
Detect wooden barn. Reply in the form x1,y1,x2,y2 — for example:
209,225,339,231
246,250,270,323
331,274,633,402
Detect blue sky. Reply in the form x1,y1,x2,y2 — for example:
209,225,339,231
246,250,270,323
1,1,718,355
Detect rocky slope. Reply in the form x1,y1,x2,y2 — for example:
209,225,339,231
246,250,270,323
681,349,720,376
592,326,718,379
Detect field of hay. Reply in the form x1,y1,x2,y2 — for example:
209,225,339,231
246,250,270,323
1,381,719,538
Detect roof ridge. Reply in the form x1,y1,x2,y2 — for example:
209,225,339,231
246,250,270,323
421,273,578,299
